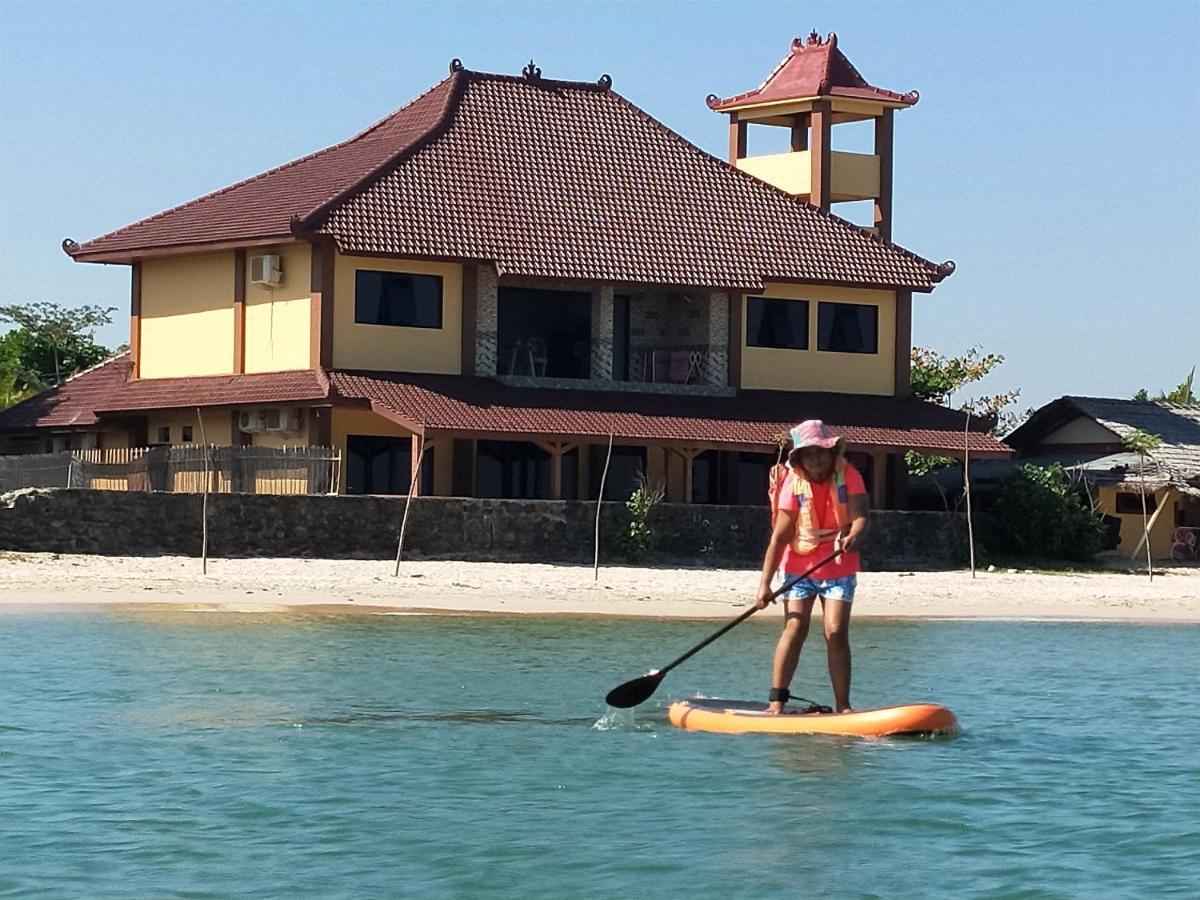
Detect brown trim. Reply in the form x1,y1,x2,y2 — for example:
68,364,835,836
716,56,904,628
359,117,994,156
728,292,743,388
870,451,888,509
129,262,142,379
873,108,894,242
790,114,809,152
809,101,832,212
72,235,297,265
310,240,335,369
893,290,912,396
728,116,747,163
460,263,478,376
233,249,246,374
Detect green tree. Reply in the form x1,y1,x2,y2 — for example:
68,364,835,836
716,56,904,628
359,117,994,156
0,302,115,387
907,345,1021,477
979,463,1106,562
1131,367,1196,404
0,303,115,407
1121,428,1162,578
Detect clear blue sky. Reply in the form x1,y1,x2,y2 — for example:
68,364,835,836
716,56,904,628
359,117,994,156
1,1,1197,411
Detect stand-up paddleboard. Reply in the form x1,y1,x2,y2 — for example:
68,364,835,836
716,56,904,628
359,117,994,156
668,698,956,737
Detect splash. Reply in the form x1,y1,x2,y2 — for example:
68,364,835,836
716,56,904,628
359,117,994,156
592,706,657,732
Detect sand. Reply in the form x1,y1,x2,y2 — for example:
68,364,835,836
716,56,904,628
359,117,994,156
1,552,1197,622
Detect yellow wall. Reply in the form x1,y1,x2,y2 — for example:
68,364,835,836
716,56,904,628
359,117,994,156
244,243,312,373
332,255,463,374
140,252,235,378
736,150,880,201
1098,485,1178,560
740,283,896,394
146,410,217,445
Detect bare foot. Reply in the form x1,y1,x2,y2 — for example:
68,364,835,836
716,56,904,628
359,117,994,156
764,701,785,715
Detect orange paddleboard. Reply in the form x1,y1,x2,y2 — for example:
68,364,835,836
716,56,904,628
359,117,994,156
668,698,957,737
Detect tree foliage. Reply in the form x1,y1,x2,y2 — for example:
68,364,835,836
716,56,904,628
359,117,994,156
979,463,1106,562
1132,368,1196,404
0,302,116,408
907,345,1021,477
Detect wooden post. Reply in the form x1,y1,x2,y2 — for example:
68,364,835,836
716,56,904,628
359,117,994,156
809,100,832,212
964,414,976,579
671,447,704,505
196,407,210,575
394,431,428,575
728,116,747,163
536,441,579,500
873,108,894,242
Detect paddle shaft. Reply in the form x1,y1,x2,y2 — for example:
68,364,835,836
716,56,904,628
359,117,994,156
654,548,843,679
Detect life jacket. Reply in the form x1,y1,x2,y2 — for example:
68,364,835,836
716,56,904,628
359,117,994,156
789,459,850,555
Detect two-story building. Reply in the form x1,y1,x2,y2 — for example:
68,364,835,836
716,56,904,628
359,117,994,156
0,33,1009,504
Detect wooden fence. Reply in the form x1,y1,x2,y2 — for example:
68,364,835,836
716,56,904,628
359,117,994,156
0,445,342,495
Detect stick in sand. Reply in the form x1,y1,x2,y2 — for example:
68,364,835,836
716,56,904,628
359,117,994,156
394,432,428,576
964,410,976,579
593,431,614,582
196,407,210,575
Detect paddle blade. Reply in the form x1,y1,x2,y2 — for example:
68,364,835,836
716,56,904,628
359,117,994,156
605,671,664,709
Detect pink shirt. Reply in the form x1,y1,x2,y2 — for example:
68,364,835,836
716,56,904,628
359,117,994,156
775,464,866,579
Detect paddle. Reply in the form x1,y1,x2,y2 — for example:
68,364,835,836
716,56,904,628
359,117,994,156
604,548,843,708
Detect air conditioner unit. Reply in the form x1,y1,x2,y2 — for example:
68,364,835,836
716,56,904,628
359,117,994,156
238,409,265,433
264,408,303,435
249,253,282,286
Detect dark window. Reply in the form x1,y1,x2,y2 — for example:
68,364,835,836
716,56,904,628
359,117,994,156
497,287,592,379
817,302,878,354
746,297,809,350
346,435,434,495
732,451,775,505
476,441,572,500
181,426,194,443
155,427,170,444
588,446,647,501
691,450,722,504
1115,492,1157,515
612,294,631,381
355,271,443,328
845,451,874,499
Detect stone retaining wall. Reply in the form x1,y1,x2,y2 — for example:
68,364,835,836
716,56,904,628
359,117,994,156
0,489,964,569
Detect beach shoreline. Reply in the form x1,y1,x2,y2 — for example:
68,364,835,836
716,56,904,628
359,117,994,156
1,552,1197,623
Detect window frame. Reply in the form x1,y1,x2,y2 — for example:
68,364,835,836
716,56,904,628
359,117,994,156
745,296,810,351
816,301,879,355
354,270,444,330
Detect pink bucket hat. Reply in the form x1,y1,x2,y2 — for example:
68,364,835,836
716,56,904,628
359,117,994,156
788,419,843,456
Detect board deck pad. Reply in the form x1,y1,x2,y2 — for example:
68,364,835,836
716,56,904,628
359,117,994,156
667,697,957,737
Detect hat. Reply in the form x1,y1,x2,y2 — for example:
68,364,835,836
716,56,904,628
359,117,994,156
788,419,843,455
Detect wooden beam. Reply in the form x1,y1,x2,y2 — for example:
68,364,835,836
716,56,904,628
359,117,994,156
873,108,894,242
894,290,912,397
669,447,705,504
790,113,809,152
728,116,747,163
309,241,335,369
129,261,141,379
809,101,832,212
1130,488,1172,559
870,451,888,509
535,441,579,500
233,249,246,374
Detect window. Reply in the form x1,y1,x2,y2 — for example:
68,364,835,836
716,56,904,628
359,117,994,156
497,287,592,379
746,297,808,350
817,302,878,354
1115,492,1157,515
355,270,443,328
346,435,434,495
155,427,170,444
588,446,647,501
181,426,194,443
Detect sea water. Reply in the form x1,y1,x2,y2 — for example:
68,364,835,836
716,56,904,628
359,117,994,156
1,612,1197,898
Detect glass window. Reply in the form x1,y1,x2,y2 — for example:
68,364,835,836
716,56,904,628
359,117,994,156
497,287,592,380
355,271,443,328
155,427,170,444
345,435,434,495
746,298,808,350
817,302,878,354
181,426,194,443
1115,492,1157,515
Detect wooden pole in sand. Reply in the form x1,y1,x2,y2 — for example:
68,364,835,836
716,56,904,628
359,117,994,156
394,431,428,576
593,432,615,582
964,411,976,579
196,407,210,575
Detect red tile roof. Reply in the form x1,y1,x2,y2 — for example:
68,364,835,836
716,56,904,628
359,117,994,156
707,32,919,112
68,64,949,292
0,354,133,429
0,359,1009,457
0,356,328,430
329,370,1011,457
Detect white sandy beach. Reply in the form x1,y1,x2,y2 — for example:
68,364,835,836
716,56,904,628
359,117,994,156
1,552,1198,622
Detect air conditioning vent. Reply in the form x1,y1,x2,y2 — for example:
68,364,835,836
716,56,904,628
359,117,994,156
249,254,282,286
237,407,302,435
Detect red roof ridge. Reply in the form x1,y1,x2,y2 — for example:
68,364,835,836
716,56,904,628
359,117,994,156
68,74,461,258
61,349,131,383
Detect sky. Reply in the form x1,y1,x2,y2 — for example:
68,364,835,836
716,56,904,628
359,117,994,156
1,0,1197,413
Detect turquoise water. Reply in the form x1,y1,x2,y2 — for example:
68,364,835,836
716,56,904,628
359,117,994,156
1,612,1197,898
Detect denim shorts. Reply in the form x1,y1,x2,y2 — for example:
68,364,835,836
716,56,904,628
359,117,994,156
779,573,856,604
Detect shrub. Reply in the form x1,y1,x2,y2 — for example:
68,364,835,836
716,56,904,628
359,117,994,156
620,476,665,563
979,463,1105,562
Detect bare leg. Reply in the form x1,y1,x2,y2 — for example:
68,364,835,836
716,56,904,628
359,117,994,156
766,598,814,714
822,597,852,712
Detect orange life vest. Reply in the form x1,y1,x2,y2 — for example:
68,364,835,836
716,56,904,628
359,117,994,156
788,459,850,555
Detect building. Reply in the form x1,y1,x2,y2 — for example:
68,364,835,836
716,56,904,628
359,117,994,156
1005,397,1200,560
0,33,1009,504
